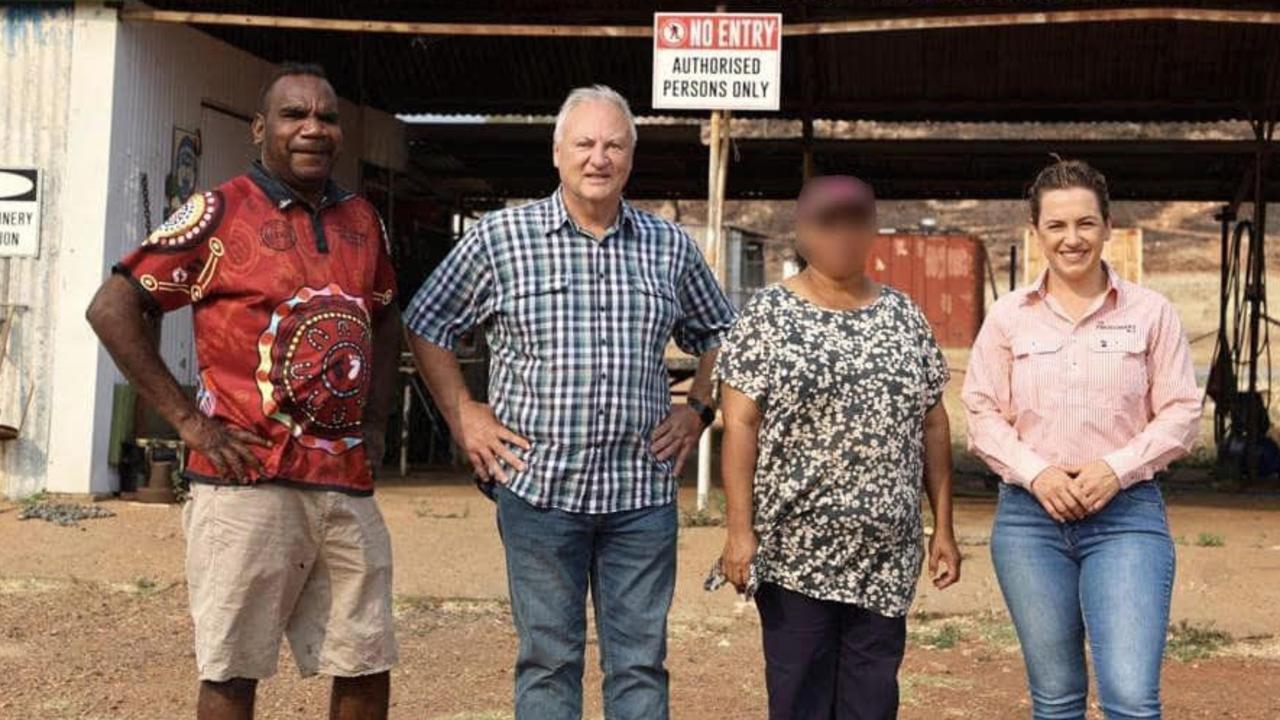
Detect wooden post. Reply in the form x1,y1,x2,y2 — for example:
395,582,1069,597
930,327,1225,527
709,109,732,284
802,116,815,181
704,110,724,281
697,108,731,513
800,3,815,183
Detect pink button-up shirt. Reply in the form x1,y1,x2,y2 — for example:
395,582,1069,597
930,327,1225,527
962,266,1202,489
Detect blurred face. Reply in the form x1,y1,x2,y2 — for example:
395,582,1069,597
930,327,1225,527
553,99,633,207
252,74,343,197
796,207,876,280
1033,187,1109,284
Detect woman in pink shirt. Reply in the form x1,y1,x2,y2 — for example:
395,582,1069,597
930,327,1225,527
962,159,1201,720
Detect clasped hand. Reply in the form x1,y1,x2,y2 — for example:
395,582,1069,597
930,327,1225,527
1030,460,1121,522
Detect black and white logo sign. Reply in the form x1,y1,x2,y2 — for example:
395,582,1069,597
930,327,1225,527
0,168,41,258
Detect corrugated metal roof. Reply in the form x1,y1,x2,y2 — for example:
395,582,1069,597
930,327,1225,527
134,1,1280,122
407,123,1280,201
133,1,1280,25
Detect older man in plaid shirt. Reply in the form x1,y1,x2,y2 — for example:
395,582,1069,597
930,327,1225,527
404,85,735,719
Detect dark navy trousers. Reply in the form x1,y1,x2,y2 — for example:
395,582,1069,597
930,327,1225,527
756,583,907,720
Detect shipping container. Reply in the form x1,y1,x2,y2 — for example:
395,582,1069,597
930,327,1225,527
865,234,985,348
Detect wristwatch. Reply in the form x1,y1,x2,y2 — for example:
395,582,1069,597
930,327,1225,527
687,397,716,428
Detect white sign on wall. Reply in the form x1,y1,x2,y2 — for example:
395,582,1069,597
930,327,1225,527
652,12,782,111
0,168,41,258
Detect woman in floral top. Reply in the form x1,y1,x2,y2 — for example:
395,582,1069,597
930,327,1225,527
714,176,961,720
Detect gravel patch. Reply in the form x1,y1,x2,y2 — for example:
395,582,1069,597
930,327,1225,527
17,502,116,527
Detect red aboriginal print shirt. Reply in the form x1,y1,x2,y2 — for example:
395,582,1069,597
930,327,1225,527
114,161,397,495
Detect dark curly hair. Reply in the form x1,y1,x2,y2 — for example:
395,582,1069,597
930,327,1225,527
258,62,330,113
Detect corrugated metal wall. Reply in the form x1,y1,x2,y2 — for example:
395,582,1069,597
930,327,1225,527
0,4,74,497
104,20,408,386
103,19,409,384
1,9,407,495
104,20,279,385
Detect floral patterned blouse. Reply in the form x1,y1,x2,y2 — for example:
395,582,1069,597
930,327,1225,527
712,283,949,617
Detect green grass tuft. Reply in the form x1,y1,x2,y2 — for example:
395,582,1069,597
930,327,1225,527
1194,532,1225,547
1167,620,1232,661
914,622,964,649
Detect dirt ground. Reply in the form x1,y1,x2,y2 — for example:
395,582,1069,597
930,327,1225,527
1,475,1279,720
4,260,1279,719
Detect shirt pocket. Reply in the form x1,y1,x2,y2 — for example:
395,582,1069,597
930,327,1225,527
628,273,680,354
1087,331,1149,410
503,274,570,357
1010,333,1064,413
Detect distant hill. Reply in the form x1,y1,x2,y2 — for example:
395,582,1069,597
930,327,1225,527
634,120,1278,276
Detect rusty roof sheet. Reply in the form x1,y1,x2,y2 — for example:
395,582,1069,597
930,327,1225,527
136,1,1280,121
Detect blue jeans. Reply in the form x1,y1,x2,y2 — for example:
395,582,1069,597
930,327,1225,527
991,481,1176,720
494,484,677,720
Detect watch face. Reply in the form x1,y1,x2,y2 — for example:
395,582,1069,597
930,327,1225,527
689,399,715,425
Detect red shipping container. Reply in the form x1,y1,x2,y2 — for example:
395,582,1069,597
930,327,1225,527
865,234,985,347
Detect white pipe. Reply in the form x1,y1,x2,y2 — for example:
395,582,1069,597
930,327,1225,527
696,425,712,512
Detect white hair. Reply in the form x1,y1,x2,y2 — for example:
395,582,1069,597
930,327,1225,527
552,84,637,146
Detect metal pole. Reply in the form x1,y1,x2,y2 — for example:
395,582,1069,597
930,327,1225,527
1009,242,1019,291
802,117,814,181
400,379,411,478
1243,120,1270,483
1213,204,1235,447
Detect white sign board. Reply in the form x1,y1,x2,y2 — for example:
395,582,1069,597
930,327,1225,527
652,12,782,111
0,168,41,258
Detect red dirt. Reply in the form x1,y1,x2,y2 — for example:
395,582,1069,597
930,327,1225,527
1,478,1278,719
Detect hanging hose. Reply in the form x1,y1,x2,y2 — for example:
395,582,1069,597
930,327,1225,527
139,172,153,235
1209,219,1248,444
1210,216,1275,455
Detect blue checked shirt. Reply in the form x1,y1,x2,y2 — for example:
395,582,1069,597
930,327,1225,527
405,189,737,514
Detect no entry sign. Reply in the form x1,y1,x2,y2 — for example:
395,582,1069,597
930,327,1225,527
652,12,782,111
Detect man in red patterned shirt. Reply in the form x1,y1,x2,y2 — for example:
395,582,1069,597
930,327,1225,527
87,63,400,720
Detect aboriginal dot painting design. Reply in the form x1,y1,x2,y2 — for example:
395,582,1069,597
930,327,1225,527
144,192,223,251
256,285,372,454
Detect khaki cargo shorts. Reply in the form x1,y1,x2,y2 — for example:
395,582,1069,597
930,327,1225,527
182,482,398,681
